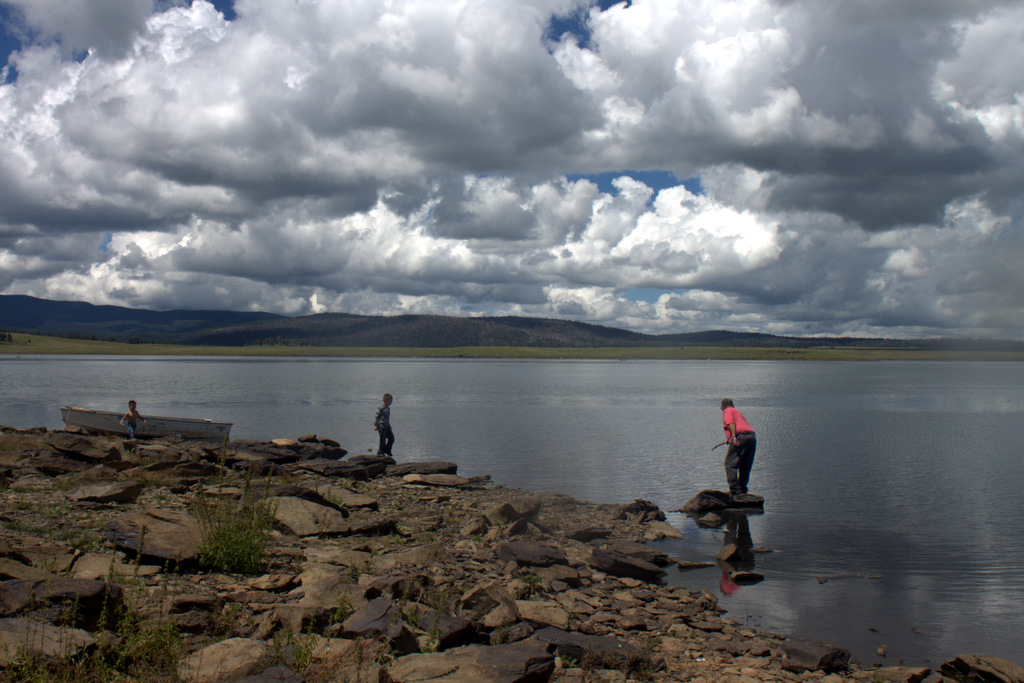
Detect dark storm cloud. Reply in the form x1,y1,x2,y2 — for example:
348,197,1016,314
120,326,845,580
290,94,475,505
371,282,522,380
425,176,540,242
2,0,154,61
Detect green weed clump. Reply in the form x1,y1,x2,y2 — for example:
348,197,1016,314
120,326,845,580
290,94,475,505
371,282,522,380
4,602,182,682
193,477,276,574
112,614,182,675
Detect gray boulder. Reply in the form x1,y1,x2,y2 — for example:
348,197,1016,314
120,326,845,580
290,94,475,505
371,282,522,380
105,507,203,565
404,473,471,487
585,547,664,583
457,581,520,627
594,539,673,566
681,490,734,513
223,441,302,464
532,564,581,588
45,433,121,462
0,617,96,664
0,558,55,581
496,541,567,568
940,654,1024,683
339,597,418,654
387,641,554,683
346,454,393,477
486,496,543,525
344,513,397,536
408,605,479,650
293,459,370,479
265,484,347,514
313,484,379,510
732,493,765,507
615,498,666,522
566,527,611,542
15,452,92,476
237,666,304,683
780,638,851,672
387,461,458,477
69,480,144,504
728,571,764,585
858,666,931,682
272,496,350,537
529,626,644,670
717,542,746,563
122,460,221,485
291,443,349,460
178,637,266,683
0,577,124,631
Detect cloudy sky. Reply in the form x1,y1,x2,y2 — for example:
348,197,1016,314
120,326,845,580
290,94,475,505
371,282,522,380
1,0,1021,339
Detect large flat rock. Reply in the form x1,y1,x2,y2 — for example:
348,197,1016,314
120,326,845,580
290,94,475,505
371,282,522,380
387,641,555,683
105,507,203,565
0,618,95,664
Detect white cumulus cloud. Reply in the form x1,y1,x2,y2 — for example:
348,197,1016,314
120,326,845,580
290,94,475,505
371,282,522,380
0,0,1021,340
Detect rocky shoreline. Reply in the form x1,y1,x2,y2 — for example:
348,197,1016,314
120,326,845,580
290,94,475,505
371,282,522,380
1,426,1022,683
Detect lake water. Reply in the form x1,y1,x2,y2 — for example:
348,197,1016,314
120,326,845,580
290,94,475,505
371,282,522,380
2,355,1023,667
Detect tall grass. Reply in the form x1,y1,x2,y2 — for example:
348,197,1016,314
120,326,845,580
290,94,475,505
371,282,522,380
192,476,276,575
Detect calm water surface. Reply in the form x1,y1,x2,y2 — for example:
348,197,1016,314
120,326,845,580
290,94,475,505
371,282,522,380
2,356,1023,666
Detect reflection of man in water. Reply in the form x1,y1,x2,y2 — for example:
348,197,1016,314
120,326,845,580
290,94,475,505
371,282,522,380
720,572,741,595
724,512,755,569
724,511,757,573
719,512,756,594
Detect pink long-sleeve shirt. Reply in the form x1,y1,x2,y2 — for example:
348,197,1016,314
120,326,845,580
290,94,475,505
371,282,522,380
722,406,754,443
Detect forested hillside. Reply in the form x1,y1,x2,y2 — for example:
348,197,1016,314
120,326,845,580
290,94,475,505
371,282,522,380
2,294,1020,351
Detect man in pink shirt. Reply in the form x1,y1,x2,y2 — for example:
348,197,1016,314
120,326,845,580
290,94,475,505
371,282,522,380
721,398,757,496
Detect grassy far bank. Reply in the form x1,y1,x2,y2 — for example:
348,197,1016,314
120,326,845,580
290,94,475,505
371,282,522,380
2,332,1022,361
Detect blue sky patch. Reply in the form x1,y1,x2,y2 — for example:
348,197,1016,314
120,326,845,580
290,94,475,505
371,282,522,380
210,0,237,22
544,0,630,49
622,288,677,303
567,170,703,199
0,4,22,78
545,5,592,48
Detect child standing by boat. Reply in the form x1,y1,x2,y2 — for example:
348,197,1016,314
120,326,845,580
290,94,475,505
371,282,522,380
373,393,395,457
120,400,146,439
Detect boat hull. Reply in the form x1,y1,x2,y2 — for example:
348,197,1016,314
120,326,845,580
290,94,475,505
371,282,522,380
61,406,232,441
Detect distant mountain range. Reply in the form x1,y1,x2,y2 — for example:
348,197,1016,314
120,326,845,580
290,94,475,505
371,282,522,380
1,294,1020,351
0,294,284,343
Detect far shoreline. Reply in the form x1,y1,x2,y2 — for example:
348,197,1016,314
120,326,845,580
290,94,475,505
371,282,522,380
3,333,1023,361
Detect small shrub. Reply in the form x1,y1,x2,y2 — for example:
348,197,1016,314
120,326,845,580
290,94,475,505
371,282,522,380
44,500,72,519
270,630,317,673
113,614,182,673
331,594,354,623
210,602,245,636
193,476,276,574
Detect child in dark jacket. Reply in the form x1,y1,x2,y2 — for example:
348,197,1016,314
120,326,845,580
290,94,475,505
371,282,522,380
373,393,394,457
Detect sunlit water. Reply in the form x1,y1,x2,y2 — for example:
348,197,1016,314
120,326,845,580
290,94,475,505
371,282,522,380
2,355,1022,666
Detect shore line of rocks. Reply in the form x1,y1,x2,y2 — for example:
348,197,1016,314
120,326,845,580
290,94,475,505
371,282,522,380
1,425,1022,683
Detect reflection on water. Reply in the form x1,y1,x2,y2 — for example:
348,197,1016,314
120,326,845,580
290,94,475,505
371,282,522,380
717,512,761,588
2,356,1023,666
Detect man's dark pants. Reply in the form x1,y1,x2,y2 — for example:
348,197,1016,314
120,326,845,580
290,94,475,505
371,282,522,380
377,425,395,456
724,433,756,495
